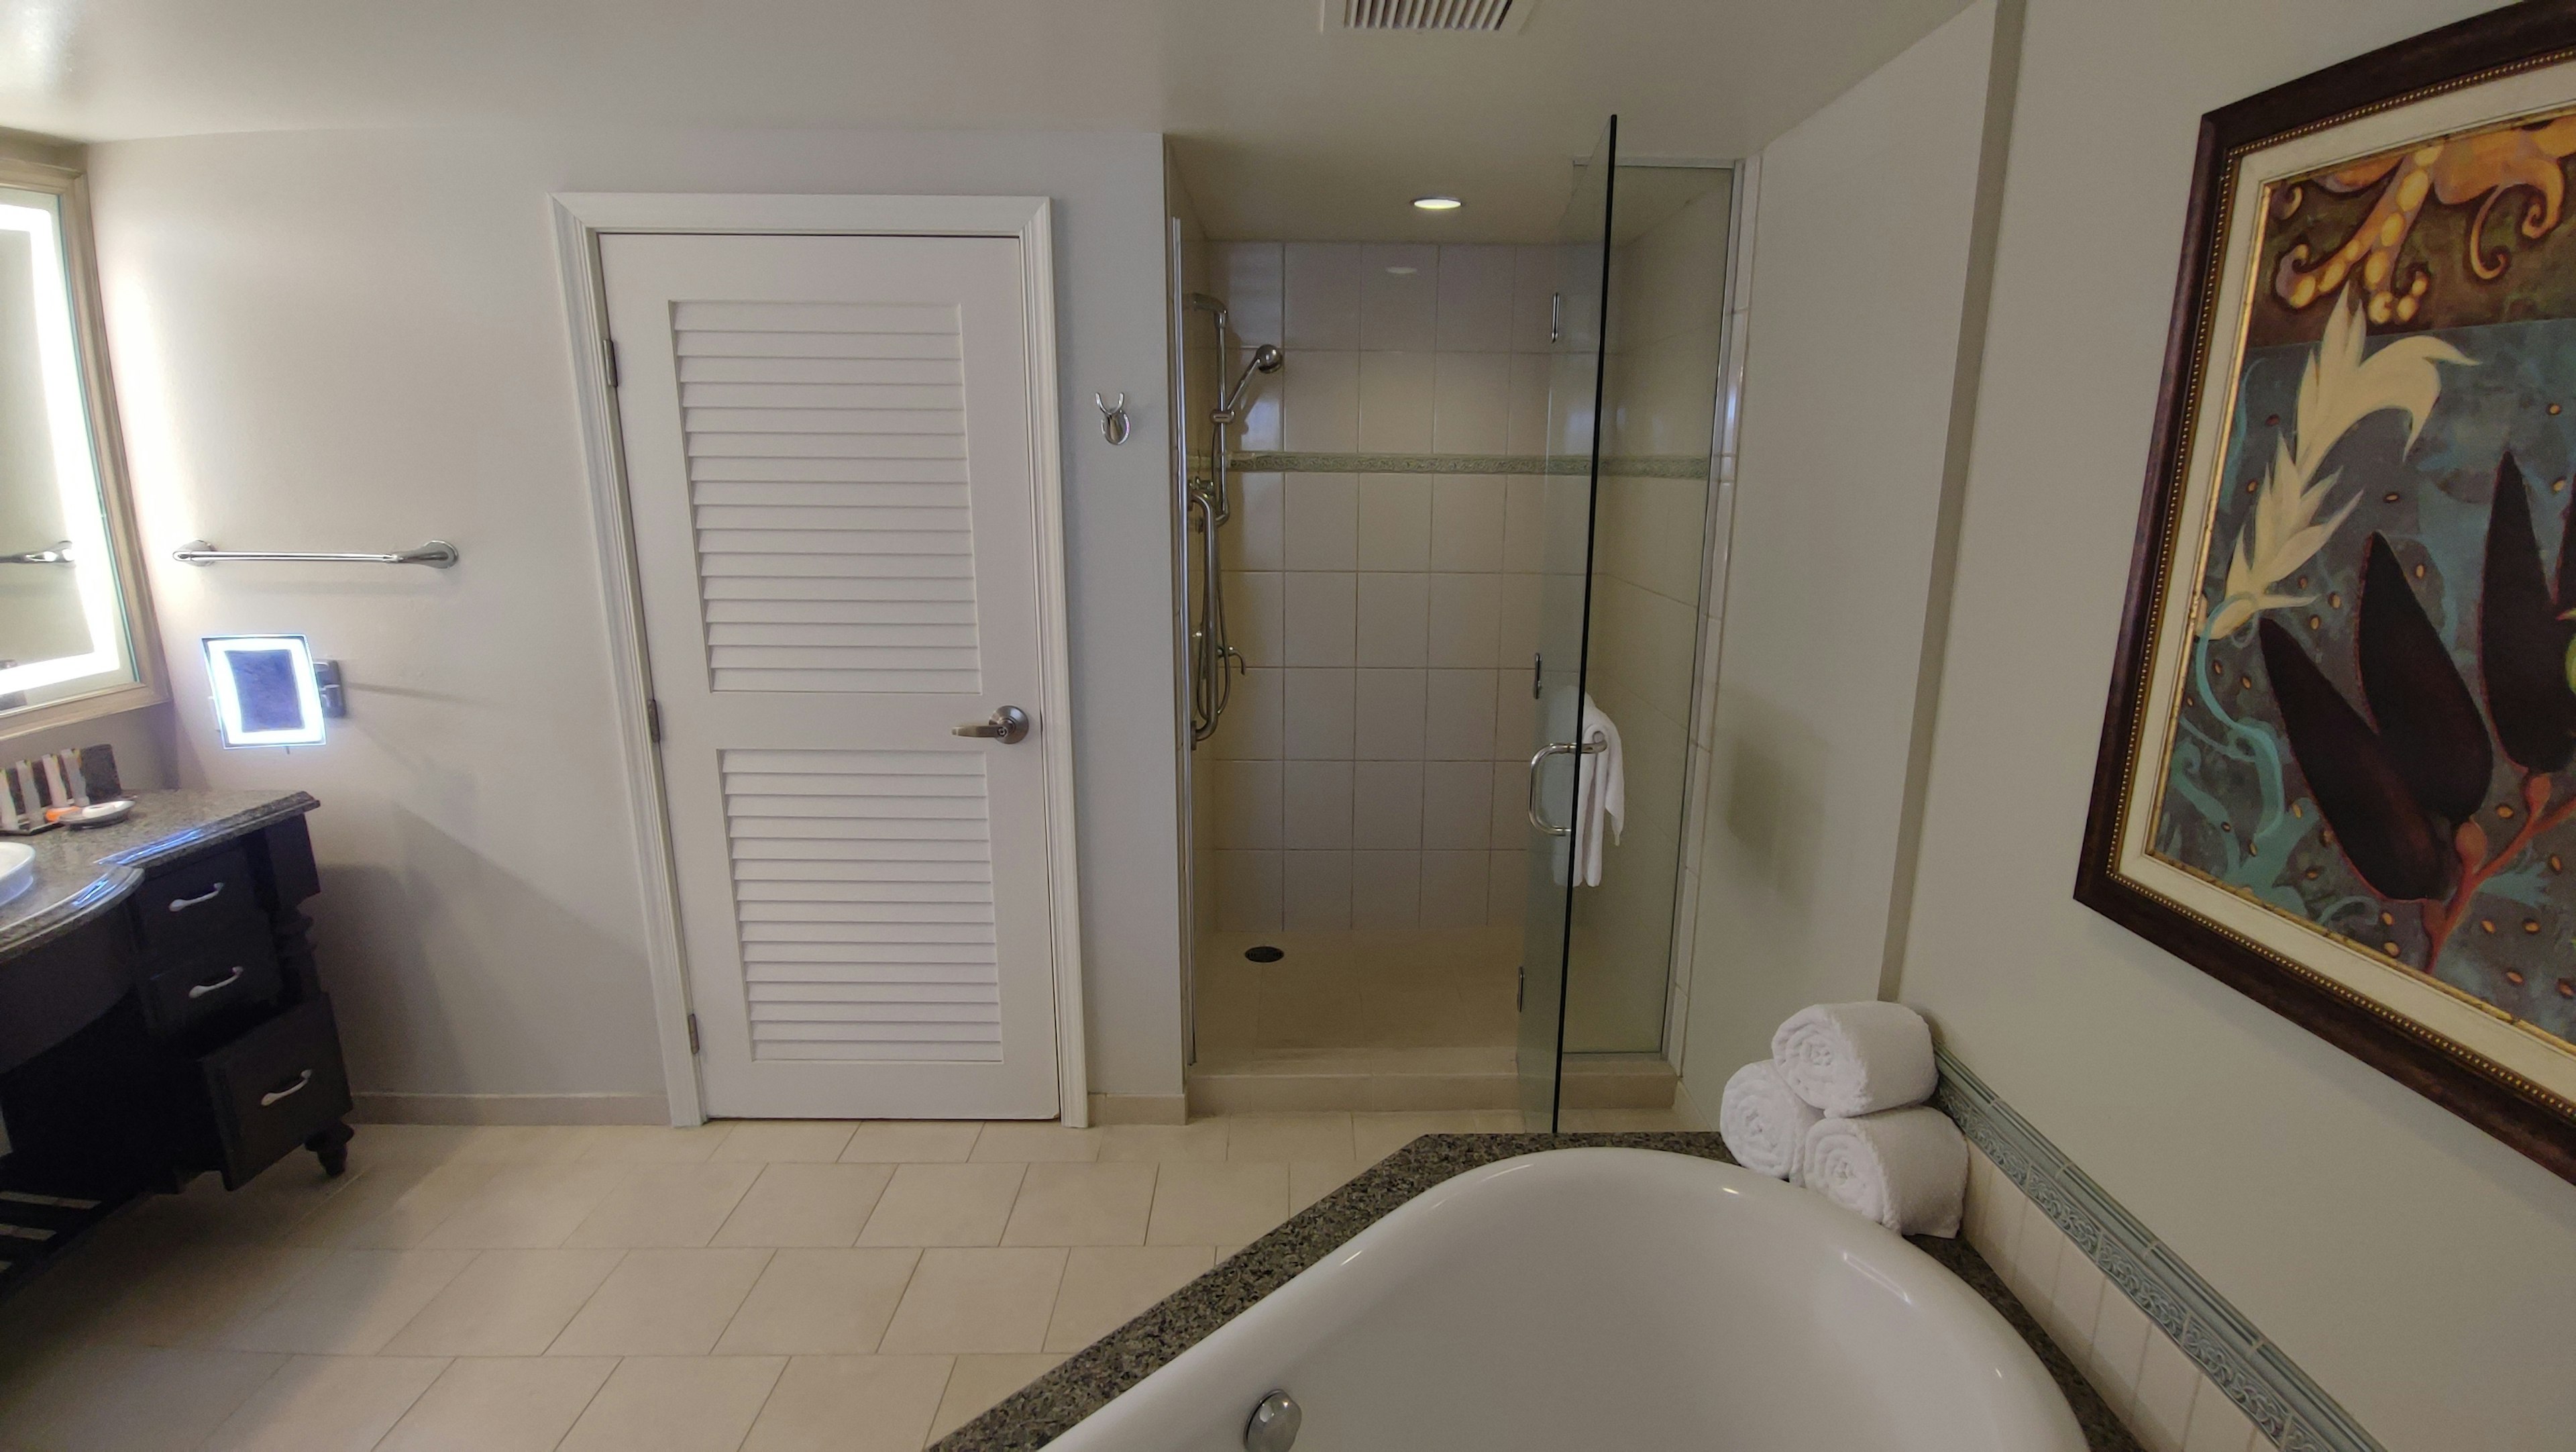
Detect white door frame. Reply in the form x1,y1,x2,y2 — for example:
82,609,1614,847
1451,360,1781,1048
550,193,1089,1128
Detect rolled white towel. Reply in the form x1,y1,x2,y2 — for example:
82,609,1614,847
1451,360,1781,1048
1801,1107,1968,1237
1770,1001,1936,1116
1717,1061,1821,1182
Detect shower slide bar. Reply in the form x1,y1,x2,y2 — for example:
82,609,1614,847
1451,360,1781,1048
172,539,460,568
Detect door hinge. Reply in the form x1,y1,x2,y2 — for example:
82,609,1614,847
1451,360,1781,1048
645,698,662,743
603,338,621,388
687,1013,700,1054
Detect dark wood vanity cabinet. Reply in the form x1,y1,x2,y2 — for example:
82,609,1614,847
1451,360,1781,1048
0,803,354,1277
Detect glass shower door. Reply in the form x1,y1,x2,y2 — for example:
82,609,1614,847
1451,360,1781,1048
1516,116,1617,1130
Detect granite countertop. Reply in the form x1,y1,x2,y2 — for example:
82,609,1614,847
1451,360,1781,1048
0,789,319,960
937,1133,2143,1452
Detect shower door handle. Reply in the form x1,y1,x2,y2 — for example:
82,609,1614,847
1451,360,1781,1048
1525,735,1606,837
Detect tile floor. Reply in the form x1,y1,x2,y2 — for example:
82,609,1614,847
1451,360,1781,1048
0,1110,1675,1452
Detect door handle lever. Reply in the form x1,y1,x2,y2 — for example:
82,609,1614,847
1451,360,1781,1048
953,706,1032,744
1525,733,1607,837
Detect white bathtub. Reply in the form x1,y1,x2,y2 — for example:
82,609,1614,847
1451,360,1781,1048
1049,1147,2085,1451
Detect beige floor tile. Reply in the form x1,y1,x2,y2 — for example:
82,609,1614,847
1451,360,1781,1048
341,1125,477,1163
11,1345,285,1452
379,1248,625,1356
375,1356,618,1452
278,1160,445,1247
712,1121,861,1163
1223,1112,1356,1162
213,1249,476,1355
714,1163,895,1248
741,1355,953,1452
877,1248,1067,1354
714,1248,921,1355
564,1163,762,1248
556,1355,784,1452
967,1123,1102,1162
547,1247,772,1356
1289,1159,1362,1211
926,1353,1063,1441
1095,1122,1228,1163
1350,1110,1514,1164
857,1163,1026,1247
200,1353,448,1452
574,1125,733,1163
55,1241,324,1347
417,1163,631,1249
310,1162,501,1249
1146,1163,1291,1245
1000,1163,1156,1247
447,1127,595,1164
839,1122,982,1163
1043,1246,1214,1352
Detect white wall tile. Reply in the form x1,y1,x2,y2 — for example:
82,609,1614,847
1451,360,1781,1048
1427,574,1502,668
1227,351,1283,452
1487,850,1525,926
1281,349,1358,451
1283,474,1359,571
2131,1330,2200,1452
1351,760,1424,849
1282,849,1354,930
1500,478,1546,572
2006,1200,2072,1310
1210,760,1282,849
2086,1292,2153,1422
1283,573,1356,667
1421,760,1495,849
2180,1382,2257,1452
1283,761,1354,849
1223,570,1283,668
1214,849,1282,932
1491,672,1536,760
1487,760,1525,844
1503,353,1553,455
1215,242,1283,343
1354,574,1429,668
1424,670,1499,762
1282,668,1356,760
1431,476,1506,572
1419,850,1491,929
1510,246,1561,353
1350,850,1421,930
1221,472,1285,572
1357,352,1435,453
1436,245,1516,352
1353,669,1427,760
2042,1248,2107,1359
1354,474,1431,571
1210,667,1284,762
1432,354,1509,454
1283,243,1362,351
1493,570,1542,673
1359,244,1438,350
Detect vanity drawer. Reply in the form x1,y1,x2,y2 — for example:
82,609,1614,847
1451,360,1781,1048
196,996,352,1189
133,847,264,957
138,927,282,1039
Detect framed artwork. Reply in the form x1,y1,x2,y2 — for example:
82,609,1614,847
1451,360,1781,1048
2082,2,2576,1184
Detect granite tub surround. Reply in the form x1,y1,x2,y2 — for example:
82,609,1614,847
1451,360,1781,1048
934,1133,2141,1452
0,788,321,959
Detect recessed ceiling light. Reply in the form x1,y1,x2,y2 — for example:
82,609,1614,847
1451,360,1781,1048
1385,266,1417,276
1411,195,1463,211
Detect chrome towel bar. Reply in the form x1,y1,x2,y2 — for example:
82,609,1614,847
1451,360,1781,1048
173,539,459,568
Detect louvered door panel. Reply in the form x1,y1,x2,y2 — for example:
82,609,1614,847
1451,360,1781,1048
674,301,981,694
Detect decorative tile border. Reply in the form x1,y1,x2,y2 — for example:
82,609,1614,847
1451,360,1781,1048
1934,1051,2381,1452
1224,450,1715,479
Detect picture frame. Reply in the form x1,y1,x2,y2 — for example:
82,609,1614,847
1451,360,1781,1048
2081,1,2576,1184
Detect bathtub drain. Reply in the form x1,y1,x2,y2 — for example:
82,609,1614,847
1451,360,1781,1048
1243,1389,1301,1451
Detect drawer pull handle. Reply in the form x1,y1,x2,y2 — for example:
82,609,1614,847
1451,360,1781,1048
260,1070,314,1107
168,882,226,912
187,966,247,999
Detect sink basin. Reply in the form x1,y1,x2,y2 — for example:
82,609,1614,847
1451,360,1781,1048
0,841,32,907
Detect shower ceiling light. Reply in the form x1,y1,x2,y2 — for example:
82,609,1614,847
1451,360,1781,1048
1411,195,1463,211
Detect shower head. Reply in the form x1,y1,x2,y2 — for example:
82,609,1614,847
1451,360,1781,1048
1247,343,1283,373
1222,343,1285,415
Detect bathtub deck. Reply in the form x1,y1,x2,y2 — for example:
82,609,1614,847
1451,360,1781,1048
932,1132,2144,1452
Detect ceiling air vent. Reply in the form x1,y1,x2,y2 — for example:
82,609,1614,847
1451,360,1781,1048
1326,0,1535,34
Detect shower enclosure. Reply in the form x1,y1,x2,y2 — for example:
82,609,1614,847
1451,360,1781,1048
1170,123,1741,1126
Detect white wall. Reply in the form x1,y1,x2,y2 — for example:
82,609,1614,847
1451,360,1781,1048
1680,1,2004,1095
1898,2,2576,1447
86,126,1184,1114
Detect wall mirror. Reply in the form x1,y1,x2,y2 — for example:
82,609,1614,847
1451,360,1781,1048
0,155,156,731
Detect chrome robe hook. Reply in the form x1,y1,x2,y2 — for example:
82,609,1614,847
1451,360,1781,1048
1095,392,1130,445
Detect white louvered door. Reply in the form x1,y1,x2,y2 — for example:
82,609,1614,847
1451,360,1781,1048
601,231,1061,1119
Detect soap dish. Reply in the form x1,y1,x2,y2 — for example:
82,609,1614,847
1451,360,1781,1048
56,800,132,829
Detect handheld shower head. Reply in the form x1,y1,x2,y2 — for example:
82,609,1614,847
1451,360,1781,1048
1221,344,1285,416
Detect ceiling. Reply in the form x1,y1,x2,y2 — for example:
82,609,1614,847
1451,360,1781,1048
0,0,1971,241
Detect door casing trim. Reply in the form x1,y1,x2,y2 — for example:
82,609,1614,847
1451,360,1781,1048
549,192,1089,1128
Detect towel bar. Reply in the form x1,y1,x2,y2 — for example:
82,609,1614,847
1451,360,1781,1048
173,540,458,568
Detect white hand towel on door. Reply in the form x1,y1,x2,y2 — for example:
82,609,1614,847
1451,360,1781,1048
1800,1106,1969,1237
1574,693,1623,887
1769,1001,1937,1117
1717,1060,1821,1182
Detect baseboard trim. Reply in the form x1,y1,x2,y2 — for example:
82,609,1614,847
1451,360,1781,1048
350,1092,673,1126
1934,1049,2378,1452
1087,1092,1188,1126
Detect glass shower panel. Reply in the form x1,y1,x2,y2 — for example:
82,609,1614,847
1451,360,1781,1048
1516,116,1617,1130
